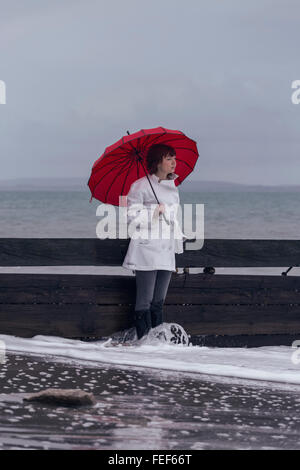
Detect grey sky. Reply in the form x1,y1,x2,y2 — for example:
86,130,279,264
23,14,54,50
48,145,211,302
0,0,299,184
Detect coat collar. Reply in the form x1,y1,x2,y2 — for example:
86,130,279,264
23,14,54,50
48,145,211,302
149,173,179,184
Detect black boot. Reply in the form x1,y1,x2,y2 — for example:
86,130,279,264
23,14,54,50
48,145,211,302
150,299,164,328
134,308,152,340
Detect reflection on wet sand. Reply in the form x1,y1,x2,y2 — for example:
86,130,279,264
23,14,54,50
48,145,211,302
0,352,299,450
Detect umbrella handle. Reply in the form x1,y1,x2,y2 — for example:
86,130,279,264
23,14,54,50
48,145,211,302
160,212,170,225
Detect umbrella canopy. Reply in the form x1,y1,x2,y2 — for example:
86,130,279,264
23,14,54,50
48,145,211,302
88,126,199,206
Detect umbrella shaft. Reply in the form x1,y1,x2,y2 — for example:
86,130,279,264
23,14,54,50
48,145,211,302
136,153,160,205
127,132,169,225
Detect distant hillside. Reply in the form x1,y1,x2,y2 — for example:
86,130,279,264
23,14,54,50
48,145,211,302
0,177,87,191
1,177,300,192
180,180,300,192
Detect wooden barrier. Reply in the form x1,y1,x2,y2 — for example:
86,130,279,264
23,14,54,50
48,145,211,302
0,238,300,346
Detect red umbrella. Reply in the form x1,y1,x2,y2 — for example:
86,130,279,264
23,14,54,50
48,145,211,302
88,126,199,206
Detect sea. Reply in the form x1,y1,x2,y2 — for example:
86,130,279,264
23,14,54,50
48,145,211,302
0,189,299,239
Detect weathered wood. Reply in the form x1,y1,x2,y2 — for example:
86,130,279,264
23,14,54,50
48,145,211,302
1,272,300,289
1,238,300,345
0,304,132,337
1,273,300,305
1,238,300,267
190,334,300,348
0,299,300,337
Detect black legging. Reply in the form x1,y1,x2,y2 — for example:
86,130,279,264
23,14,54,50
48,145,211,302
135,270,173,311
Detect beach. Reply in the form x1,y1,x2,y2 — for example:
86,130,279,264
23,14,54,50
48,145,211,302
1,351,300,450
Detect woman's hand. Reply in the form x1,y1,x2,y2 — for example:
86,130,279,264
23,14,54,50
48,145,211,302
154,203,165,217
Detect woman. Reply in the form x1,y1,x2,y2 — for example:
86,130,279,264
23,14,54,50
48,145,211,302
122,144,187,340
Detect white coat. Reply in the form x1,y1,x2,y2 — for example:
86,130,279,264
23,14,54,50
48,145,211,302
122,173,188,273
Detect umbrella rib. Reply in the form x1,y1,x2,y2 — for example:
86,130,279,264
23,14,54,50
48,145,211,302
99,150,130,162
103,148,129,158
91,168,117,196
175,157,194,170
91,155,130,177
128,139,140,154
143,134,153,148
136,156,147,181
91,158,130,200
120,158,136,196
91,149,117,168
144,132,167,149
135,133,153,152
158,136,184,145
135,132,182,155
104,159,133,203
98,129,177,164
173,146,199,155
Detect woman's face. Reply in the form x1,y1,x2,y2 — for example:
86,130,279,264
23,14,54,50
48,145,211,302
158,153,176,174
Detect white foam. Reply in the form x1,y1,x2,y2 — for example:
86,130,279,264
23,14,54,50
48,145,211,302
1,333,300,386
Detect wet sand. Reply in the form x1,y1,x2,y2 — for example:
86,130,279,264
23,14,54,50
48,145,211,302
0,352,299,450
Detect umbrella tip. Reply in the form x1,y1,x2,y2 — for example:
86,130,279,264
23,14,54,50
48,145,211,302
89,195,93,203
126,130,130,135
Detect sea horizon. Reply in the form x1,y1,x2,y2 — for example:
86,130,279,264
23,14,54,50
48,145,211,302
1,177,300,192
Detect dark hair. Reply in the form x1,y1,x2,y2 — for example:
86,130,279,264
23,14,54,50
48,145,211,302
146,144,176,178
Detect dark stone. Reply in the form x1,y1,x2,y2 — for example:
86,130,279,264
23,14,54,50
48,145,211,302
23,388,96,407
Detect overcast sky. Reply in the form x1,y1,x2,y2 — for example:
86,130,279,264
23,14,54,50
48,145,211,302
0,0,299,184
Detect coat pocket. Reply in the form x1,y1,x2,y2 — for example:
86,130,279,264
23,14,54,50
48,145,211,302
137,239,150,245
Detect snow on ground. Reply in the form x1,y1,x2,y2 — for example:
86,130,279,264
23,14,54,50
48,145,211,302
0,333,299,387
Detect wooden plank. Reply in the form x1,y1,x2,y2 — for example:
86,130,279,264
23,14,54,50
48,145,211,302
181,273,300,288
0,274,136,304
180,239,300,268
190,334,300,348
0,304,132,337
1,238,300,267
164,304,300,335
1,272,299,289
1,303,300,337
1,273,299,305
